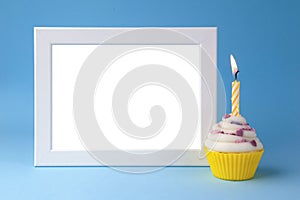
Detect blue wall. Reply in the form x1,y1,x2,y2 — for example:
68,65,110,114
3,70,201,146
0,0,299,199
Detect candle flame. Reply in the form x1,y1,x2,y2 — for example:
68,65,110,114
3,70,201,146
230,54,239,76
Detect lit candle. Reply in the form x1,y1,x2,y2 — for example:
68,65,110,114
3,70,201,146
230,54,240,116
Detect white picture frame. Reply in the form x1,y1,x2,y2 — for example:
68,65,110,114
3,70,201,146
34,27,217,166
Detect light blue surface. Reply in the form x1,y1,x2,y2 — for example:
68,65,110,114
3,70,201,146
1,0,300,199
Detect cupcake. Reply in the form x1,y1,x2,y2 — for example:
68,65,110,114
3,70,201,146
204,114,264,180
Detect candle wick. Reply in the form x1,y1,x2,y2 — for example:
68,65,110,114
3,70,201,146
235,70,239,80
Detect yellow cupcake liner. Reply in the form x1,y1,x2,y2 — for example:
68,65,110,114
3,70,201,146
204,147,264,181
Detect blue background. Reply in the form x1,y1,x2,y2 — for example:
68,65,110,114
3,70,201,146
1,0,299,199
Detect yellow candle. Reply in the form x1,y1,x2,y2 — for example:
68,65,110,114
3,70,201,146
231,80,240,116
230,54,240,116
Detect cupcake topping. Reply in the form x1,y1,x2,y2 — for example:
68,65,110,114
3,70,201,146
236,129,243,136
205,114,263,152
